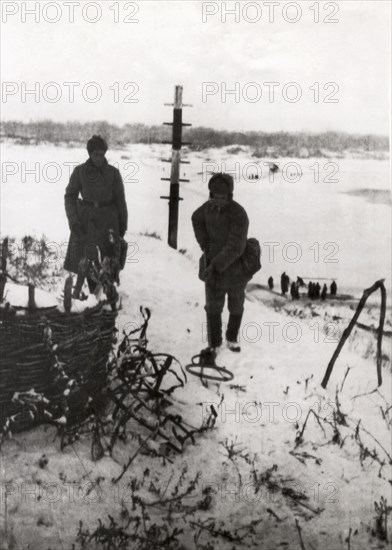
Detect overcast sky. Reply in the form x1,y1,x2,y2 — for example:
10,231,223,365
1,0,390,134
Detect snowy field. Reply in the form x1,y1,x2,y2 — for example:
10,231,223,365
0,141,391,550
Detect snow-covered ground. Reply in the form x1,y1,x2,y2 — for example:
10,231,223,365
0,142,391,549
1,234,391,549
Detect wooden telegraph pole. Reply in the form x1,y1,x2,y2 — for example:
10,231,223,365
160,86,192,249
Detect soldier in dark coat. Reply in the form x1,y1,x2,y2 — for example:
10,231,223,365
308,281,313,299
294,283,300,299
192,173,250,354
321,283,327,300
281,272,289,295
268,276,274,290
290,281,297,300
64,135,128,293
315,282,321,298
330,280,337,296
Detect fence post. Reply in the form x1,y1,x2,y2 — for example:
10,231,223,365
160,85,192,249
0,238,8,302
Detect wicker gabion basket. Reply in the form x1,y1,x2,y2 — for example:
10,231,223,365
0,302,117,433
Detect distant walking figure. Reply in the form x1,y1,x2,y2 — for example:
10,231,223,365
295,283,300,299
290,281,296,300
281,272,290,295
308,281,313,299
268,276,274,291
290,281,299,300
321,284,327,301
315,282,321,299
330,280,337,296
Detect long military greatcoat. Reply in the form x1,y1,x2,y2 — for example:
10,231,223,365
64,158,128,274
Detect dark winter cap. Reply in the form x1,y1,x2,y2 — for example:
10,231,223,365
208,173,234,196
87,135,108,155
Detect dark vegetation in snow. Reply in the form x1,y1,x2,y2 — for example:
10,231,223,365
1,120,389,157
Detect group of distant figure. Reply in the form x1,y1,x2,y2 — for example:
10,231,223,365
246,164,279,181
307,280,337,300
267,273,338,301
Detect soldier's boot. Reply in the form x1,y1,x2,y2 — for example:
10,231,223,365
199,313,223,364
63,274,73,312
87,277,98,294
73,258,90,299
207,313,222,349
226,313,243,352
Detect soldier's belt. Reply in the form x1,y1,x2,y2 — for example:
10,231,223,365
82,199,114,208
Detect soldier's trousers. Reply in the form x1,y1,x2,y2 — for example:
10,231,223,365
204,284,246,347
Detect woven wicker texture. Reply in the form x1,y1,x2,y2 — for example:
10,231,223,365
0,303,117,432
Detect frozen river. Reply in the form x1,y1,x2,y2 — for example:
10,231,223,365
1,141,390,297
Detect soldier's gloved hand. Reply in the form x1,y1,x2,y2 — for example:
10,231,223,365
205,265,216,283
71,222,84,237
